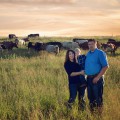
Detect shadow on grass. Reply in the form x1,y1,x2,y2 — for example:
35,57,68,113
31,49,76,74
0,48,41,59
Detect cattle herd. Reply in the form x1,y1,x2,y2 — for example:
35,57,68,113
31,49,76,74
0,36,120,55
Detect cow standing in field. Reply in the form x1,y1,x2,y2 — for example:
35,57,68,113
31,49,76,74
27,42,60,54
101,43,117,55
34,42,44,52
107,39,120,48
46,42,63,51
1,41,18,51
73,38,88,44
0,45,3,52
79,40,101,50
62,41,79,50
15,39,25,46
28,42,44,52
28,34,39,38
23,38,29,42
9,34,16,39
28,42,35,50
45,45,59,55
79,42,89,50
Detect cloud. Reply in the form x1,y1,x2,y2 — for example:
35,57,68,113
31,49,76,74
0,0,77,4
0,0,120,36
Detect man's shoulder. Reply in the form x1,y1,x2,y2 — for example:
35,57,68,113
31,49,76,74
97,48,103,52
97,49,106,55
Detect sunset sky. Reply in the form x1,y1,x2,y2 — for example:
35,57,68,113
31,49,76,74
0,0,120,37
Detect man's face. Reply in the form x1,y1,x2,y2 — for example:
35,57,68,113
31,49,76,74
88,41,97,51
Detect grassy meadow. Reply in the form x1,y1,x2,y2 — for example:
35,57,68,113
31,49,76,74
0,36,120,120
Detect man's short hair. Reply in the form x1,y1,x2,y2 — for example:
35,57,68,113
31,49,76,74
88,39,97,43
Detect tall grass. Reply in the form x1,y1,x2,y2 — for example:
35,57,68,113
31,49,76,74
0,37,120,120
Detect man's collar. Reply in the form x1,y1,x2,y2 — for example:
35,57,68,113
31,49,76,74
89,48,98,54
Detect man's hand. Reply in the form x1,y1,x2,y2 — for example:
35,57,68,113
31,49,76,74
93,77,100,84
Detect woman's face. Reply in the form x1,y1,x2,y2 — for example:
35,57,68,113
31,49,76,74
69,51,75,61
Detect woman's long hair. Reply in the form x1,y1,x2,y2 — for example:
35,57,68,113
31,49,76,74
64,50,76,64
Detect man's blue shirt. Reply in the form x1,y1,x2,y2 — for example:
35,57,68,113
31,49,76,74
85,48,109,75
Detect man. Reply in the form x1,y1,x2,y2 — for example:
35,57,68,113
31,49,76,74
85,39,109,114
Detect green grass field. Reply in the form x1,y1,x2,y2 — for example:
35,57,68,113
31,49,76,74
0,37,120,120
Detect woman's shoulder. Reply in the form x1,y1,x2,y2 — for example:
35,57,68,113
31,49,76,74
64,61,77,66
64,61,71,66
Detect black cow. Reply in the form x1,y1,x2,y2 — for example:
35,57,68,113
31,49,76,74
28,34,39,38
108,39,116,43
28,42,35,50
9,34,16,39
28,42,44,52
34,42,44,51
1,41,18,50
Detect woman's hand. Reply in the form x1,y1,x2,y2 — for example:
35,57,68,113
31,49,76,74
70,70,85,76
80,70,85,75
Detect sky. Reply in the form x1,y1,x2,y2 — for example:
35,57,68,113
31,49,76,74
0,0,120,37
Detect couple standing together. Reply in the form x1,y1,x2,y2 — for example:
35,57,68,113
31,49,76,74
64,39,109,114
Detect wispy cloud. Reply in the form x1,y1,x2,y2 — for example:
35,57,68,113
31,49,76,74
0,0,120,36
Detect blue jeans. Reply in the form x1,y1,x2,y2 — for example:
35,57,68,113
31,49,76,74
67,84,86,110
87,76,104,110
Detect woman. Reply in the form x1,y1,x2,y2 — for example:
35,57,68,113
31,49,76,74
64,49,86,110
75,48,87,110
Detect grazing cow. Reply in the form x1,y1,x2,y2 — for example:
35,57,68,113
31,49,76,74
45,45,59,55
28,42,35,50
79,41,101,50
79,42,89,50
34,42,44,52
101,43,117,55
0,44,4,52
62,41,79,50
2,41,18,51
27,42,44,52
108,39,116,43
107,39,120,48
23,38,29,42
28,34,39,38
46,42,63,51
73,38,88,44
9,34,16,39
15,39,25,46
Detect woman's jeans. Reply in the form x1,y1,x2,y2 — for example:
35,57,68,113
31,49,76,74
67,83,86,110
87,76,104,111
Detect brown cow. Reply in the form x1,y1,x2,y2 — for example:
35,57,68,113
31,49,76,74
2,41,18,51
107,38,120,48
23,38,29,42
101,43,117,55
79,41,101,50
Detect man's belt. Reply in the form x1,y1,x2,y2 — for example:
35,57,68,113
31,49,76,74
87,73,99,78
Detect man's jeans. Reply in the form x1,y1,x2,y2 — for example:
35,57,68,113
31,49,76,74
87,76,104,111
67,84,86,110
